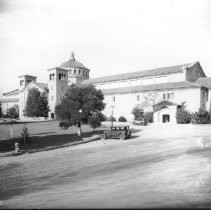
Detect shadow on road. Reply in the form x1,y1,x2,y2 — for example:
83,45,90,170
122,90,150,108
0,127,142,153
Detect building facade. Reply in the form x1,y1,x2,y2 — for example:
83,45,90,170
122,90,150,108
1,52,211,123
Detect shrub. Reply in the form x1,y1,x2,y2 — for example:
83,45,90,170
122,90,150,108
191,109,210,124
131,107,144,121
144,112,153,123
88,113,102,129
176,108,192,124
133,120,147,126
6,105,19,119
108,116,116,122
118,116,127,122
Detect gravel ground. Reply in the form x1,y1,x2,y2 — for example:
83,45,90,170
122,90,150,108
0,124,211,208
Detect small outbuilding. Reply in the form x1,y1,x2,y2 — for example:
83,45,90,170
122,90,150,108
153,100,180,124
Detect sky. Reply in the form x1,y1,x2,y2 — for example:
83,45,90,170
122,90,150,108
0,0,211,96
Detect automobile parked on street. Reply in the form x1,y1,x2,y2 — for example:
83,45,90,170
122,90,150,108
100,126,131,140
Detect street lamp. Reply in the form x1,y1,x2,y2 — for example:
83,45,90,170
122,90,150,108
78,109,82,140
111,105,115,127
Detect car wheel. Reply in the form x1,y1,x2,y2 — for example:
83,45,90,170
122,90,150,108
119,134,126,140
100,134,107,140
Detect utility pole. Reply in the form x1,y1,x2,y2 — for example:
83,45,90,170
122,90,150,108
79,109,82,140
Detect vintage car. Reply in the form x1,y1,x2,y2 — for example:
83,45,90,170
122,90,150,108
100,126,131,140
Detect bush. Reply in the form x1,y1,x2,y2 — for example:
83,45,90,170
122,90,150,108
133,120,147,126
144,112,153,123
176,108,192,124
108,116,116,122
191,109,210,124
118,116,127,122
88,113,102,129
131,107,144,121
6,106,19,119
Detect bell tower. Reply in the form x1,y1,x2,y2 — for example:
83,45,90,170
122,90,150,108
47,67,68,119
18,74,37,90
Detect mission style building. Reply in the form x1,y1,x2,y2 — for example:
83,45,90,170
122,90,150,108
1,52,211,123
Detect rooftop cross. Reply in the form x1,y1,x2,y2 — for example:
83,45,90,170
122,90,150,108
70,51,75,60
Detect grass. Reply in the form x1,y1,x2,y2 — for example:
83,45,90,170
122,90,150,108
0,120,139,153
0,121,107,153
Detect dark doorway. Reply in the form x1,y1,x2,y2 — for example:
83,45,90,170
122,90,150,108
162,114,170,123
51,113,54,119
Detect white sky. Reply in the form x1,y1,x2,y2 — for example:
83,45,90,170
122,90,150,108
0,0,211,96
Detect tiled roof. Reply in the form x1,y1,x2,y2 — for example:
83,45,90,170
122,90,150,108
37,83,48,89
195,77,211,89
18,74,37,78
82,62,194,85
3,89,19,96
101,81,204,95
20,81,48,93
0,98,19,103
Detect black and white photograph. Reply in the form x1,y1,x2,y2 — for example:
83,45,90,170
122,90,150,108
0,0,211,208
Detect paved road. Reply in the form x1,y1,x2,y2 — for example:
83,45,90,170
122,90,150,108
1,133,211,208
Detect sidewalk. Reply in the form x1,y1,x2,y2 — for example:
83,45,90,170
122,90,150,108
0,134,100,158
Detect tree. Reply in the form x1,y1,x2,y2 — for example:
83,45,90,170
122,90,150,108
55,85,105,138
6,105,19,119
131,106,145,121
140,93,160,111
0,102,2,118
23,87,49,118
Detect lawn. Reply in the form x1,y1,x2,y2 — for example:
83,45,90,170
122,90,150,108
0,120,139,153
0,121,107,152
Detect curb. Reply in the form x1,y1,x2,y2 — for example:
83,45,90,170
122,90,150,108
0,136,100,158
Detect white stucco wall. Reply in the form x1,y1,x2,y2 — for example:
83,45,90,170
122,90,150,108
154,106,177,124
48,68,68,119
102,87,204,122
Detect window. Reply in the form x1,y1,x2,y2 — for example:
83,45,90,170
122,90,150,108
20,80,24,86
162,93,166,99
59,73,66,80
50,73,55,80
79,70,81,75
62,86,63,91
74,70,76,74
112,96,115,102
203,92,205,100
170,93,174,99
163,93,174,100
137,95,140,101
83,70,85,75
51,96,54,101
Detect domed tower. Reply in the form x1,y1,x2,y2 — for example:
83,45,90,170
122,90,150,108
59,52,90,85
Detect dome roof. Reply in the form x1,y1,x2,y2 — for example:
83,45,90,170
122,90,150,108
59,52,88,69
